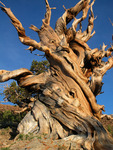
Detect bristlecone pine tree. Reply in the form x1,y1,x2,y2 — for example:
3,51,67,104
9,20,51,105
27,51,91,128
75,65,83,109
0,0,113,149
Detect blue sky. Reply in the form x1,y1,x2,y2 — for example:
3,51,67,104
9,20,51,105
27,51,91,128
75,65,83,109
0,0,113,114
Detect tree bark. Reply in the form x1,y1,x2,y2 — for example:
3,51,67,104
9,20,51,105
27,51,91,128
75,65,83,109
0,0,113,149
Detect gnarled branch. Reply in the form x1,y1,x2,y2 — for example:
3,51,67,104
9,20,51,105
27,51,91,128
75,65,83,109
0,6,50,53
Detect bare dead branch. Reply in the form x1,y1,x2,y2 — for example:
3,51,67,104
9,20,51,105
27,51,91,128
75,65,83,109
29,25,40,32
55,0,92,41
0,6,50,53
87,43,113,96
44,0,51,25
89,57,113,97
78,0,96,42
43,0,56,26
0,68,33,82
71,2,91,36
25,46,36,53
109,18,113,26
0,1,5,7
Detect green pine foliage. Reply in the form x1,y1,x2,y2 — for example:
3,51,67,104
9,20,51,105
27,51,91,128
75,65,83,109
107,125,113,137
0,110,26,128
30,60,50,75
3,81,31,105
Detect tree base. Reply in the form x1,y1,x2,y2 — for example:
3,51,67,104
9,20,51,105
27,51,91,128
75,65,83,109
17,100,113,150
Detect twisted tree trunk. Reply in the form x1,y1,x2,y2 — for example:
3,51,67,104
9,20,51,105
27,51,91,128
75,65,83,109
0,0,113,149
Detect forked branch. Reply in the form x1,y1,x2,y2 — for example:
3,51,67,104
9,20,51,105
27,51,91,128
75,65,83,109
87,44,113,96
55,0,96,43
44,0,56,25
55,0,92,40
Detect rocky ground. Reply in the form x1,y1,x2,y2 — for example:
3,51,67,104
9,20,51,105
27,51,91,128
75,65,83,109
0,104,113,150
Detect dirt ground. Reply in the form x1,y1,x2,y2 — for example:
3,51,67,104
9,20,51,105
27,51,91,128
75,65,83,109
0,104,113,150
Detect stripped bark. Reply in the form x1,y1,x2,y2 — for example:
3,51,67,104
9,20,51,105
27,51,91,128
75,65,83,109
0,0,113,149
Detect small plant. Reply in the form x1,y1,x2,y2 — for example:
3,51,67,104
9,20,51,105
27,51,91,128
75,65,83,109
18,134,24,140
37,136,42,139
5,127,10,131
25,133,34,140
25,134,29,140
58,145,67,150
28,135,34,141
107,125,113,137
43,133,47,136
1,147,10,150
17,133,35,141
1,131,5,135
